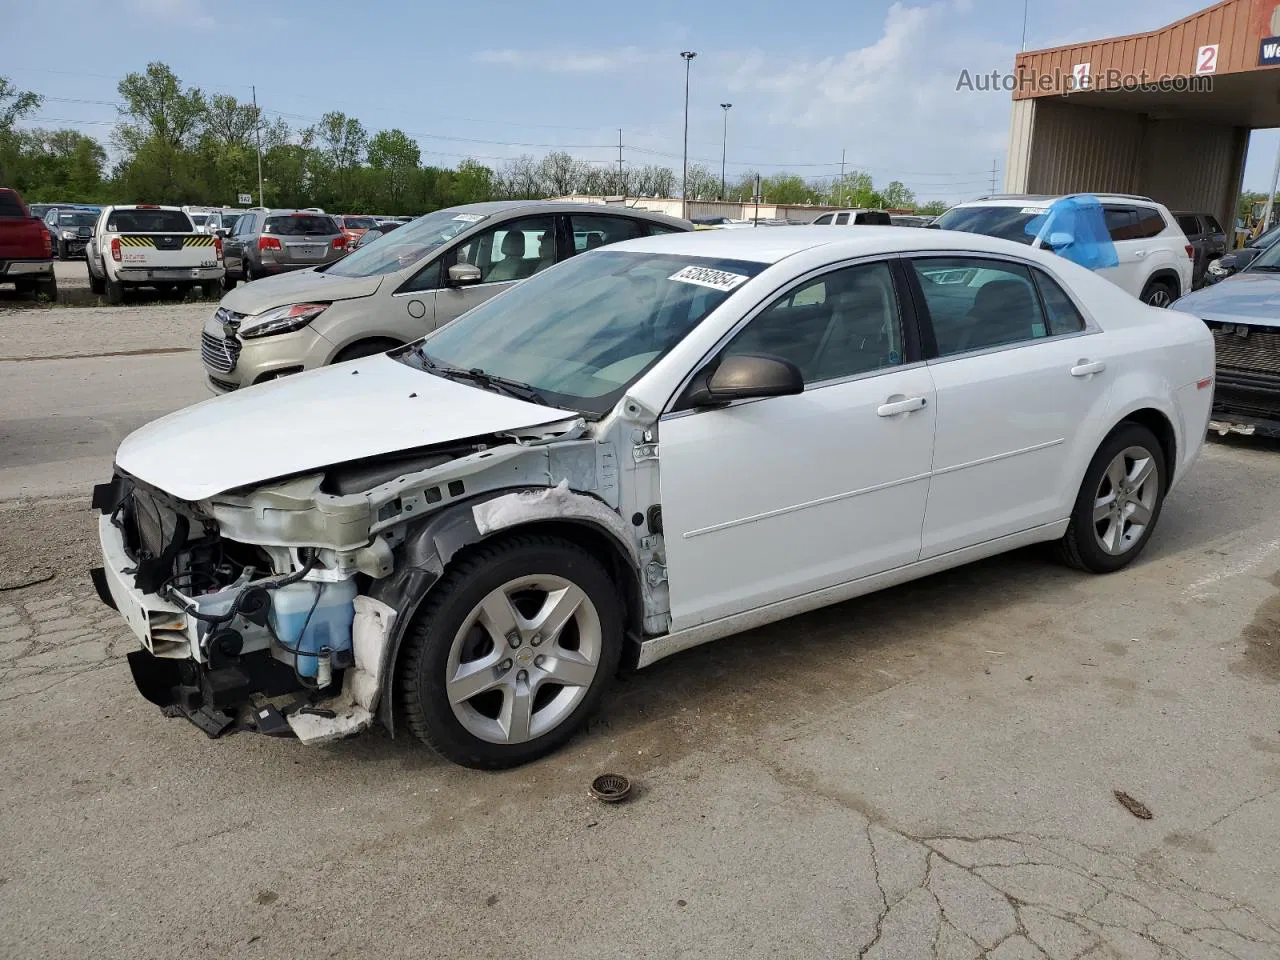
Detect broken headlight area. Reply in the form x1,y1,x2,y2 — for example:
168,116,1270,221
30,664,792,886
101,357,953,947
92,474,368,740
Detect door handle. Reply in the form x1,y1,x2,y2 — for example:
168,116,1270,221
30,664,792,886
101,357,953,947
877,396,928,417
1070,360,1106,377
1132,249,1147,259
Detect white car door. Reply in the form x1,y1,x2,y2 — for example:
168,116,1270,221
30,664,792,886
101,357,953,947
907,255,1113,557
659,258,937,630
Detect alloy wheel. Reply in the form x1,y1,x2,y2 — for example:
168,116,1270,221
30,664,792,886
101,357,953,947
1093,446,1160,556
446,574,603,745
1144,287,1173,307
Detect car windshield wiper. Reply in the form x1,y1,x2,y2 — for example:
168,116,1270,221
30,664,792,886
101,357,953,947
417,353,550,406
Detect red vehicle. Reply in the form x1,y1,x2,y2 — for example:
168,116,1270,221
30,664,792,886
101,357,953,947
0,188,57,300
333,214,377,250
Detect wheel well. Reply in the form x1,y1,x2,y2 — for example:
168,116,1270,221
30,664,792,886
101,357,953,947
332,336,403,363
1143,269,1183,298
1117,408,1176,484
454,519,643,646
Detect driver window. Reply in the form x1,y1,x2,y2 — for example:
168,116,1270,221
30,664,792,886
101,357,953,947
722,260,904,385
453,215,555,284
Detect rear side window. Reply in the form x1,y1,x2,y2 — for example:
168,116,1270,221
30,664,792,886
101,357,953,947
911,256,1049,356
265,215,338,236
1105,205,1165,241
1176,215,1201,236
854,211,891,225
834,212,850,225
568,214,645,254
646,223,685,236
0,192,27,217
106,209,194,232
1032,270,1086,335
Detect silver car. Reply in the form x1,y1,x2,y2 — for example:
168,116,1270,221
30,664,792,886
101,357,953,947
221,210,347,286
201,200,691,392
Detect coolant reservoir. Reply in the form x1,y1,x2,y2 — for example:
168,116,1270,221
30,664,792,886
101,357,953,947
269,579,357,678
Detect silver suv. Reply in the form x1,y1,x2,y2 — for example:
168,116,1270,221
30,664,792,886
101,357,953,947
221,210,347,287
201,200,691,392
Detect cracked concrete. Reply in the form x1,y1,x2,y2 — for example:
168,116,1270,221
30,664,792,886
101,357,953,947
3,321,1280,957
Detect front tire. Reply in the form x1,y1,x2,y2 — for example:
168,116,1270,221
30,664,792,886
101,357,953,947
1056,423,1166,573
398,535,624,769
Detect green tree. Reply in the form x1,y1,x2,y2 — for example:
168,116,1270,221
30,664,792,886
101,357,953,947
0,76,42,183
917,199,949,216
760,173,816,204
114,63,207,201
879,180,915,209
367,128,421,210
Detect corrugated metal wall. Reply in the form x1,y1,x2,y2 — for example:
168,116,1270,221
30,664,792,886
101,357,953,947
1137,119,1248,228
1004,99,1036,192
1018,99,1248,229
1026,100,1145,193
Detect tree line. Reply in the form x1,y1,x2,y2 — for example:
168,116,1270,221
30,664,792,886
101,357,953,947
0,66,948,216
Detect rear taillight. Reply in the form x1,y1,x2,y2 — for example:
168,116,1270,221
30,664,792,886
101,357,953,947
110,237,121,262
214,236,223,260
40,229,52,258
259,236,282,251
333,236,346,249
1186,244,1195,259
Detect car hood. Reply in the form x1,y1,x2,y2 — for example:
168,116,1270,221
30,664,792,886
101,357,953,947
1172,271,1280,329
115,354,578,501
220,268,384,315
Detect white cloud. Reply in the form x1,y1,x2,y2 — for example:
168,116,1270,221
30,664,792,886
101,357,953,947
132,0,215,29
713,1,1018,200
473,46,655,74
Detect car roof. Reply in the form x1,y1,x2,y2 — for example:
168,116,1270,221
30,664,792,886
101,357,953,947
610,224,1061,264
951,194,1163,209
108,204,186,211
442,199,690,228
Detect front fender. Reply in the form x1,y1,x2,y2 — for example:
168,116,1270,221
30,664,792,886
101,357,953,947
365,484,638,735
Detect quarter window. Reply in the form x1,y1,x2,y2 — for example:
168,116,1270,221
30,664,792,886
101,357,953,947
834,212,850,225
911,257,1050,356
722,260,903,384
1032,270,1086,335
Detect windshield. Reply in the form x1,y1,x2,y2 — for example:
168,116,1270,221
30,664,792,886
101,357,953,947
1250,222,1280,250
106,209,194,232
220,214,240,231
59,212,96,226
1248,239,1280,271
191,214,208,226
324,208,485,278
265,214,338,236
341,216,377,231
933,205,1040,245
405,250,766,415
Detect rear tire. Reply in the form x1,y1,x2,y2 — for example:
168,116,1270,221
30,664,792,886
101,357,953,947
88,265,105,295
105,276,124,305
332,338,401,364
245,261,260,282
398,535,624,769
56,240,67,261
35,275,57,302
221,272,237,292
200,280,221,299
1055,423,1166,573
1140,279,1176,308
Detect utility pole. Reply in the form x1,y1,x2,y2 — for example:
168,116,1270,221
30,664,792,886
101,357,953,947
840,148,846,205
1021,0,1030,51
990,158,999,194
252,85,264,207
680,51,697,218
618,128,624,197
1264,139,1280,232
719,103,732,201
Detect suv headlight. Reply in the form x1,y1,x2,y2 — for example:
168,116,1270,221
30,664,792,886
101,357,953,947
62,230,76,239
239,302,330,339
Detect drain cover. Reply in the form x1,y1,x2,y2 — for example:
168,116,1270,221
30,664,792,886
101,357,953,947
589,773,632,803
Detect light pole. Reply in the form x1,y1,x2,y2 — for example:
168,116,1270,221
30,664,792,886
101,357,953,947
719,102,732,201
680,51,697,218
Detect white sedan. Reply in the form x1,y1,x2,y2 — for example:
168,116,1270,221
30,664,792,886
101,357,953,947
94,227,1215,767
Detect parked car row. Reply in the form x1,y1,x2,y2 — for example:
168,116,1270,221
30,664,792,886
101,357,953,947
93,197,1219,771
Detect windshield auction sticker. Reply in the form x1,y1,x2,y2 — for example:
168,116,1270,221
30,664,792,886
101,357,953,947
452,213,485,223
669,265,749,291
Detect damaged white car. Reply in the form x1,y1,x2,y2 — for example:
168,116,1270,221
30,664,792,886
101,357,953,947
93,227,1215,768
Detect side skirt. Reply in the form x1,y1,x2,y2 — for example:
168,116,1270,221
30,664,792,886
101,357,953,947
636,520,1069,668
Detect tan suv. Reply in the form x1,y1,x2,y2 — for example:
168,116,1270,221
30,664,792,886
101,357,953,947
201,200,691,392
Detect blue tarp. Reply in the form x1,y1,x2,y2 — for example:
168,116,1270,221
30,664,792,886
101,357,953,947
1024,195,1118,271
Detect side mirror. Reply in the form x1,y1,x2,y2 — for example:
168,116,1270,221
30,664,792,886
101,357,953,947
688,353,805,406
1044,231,1074,250
448,262,482,286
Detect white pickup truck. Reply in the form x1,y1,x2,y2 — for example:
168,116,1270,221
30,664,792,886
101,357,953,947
87,204,225,304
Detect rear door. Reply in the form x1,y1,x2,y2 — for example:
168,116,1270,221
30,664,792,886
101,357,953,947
907,255,1112,555
222,213,254,275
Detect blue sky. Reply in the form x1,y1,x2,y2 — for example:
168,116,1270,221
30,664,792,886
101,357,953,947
5,0,1278,204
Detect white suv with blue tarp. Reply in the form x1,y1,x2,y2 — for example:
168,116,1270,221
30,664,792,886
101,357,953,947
933,194,1194,306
